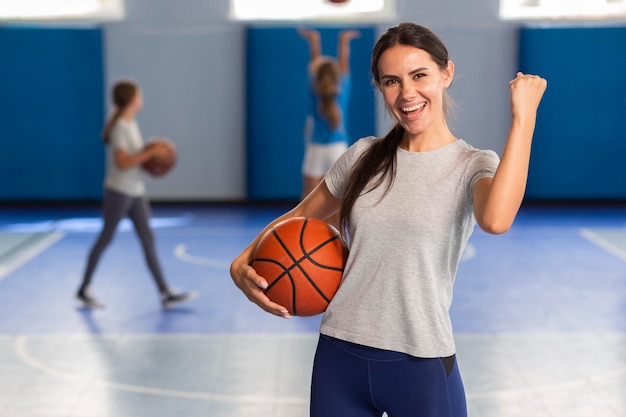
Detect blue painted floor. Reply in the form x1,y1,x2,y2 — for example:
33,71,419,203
0,202,625,416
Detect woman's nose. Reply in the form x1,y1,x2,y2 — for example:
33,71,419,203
400,85,416,101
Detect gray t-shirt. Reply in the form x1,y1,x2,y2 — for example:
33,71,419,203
104,118,146,196
322,136,499,358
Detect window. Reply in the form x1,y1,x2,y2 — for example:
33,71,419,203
229,0,395,23
0,0,124,21
500,0,626,20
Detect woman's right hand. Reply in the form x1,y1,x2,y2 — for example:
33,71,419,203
229,180,341,319
230,252,291,318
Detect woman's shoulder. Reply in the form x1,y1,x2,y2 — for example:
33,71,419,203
355,135,380,144
341,136,379,160
351,136,380,150
457,139,500,164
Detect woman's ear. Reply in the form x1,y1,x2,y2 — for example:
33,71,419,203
444,60,455,88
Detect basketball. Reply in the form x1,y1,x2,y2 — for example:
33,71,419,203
251,217,348,316
142,138,177,177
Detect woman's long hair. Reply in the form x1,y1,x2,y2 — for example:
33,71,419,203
339,23,451,238
101,81,138,144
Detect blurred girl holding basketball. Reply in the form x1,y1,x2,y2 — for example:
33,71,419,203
231,22,546,417
298,27,360,199
77,80,196,309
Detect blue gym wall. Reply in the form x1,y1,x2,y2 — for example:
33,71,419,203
520,25,626,201
246,26,376,201
0,26,105,201
2,15,626,203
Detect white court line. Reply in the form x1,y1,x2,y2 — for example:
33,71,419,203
13,334,308,405
580,227,626,263
174,243,231,269
466,365,626,400
0,232,65,280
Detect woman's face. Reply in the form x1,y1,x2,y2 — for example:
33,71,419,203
377,44,453,139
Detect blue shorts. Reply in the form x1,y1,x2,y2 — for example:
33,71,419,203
310,335,467,417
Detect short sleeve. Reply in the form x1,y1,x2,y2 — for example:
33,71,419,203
468,149,500,190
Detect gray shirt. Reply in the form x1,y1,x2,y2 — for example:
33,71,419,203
104,118,146,196
322,136,499,358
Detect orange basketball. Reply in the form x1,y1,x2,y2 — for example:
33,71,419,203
251,217,348,316
142,138,177,177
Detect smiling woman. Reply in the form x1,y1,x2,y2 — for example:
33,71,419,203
0,0,124,21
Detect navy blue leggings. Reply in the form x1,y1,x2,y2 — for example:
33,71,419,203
310,335,467,417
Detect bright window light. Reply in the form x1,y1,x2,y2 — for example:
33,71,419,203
230,0,395,23
0,0,124,21
500,0,626,20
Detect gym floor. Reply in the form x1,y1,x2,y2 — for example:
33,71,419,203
0,202,624,417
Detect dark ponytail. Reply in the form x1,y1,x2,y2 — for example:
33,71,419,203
339,125,404,238
101,81,138,144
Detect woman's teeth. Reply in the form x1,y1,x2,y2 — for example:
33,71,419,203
402,103,426,114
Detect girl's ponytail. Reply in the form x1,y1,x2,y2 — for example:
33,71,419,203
101,80,138,144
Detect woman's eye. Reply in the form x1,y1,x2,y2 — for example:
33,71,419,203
384,79,398,86
414,73,426,79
